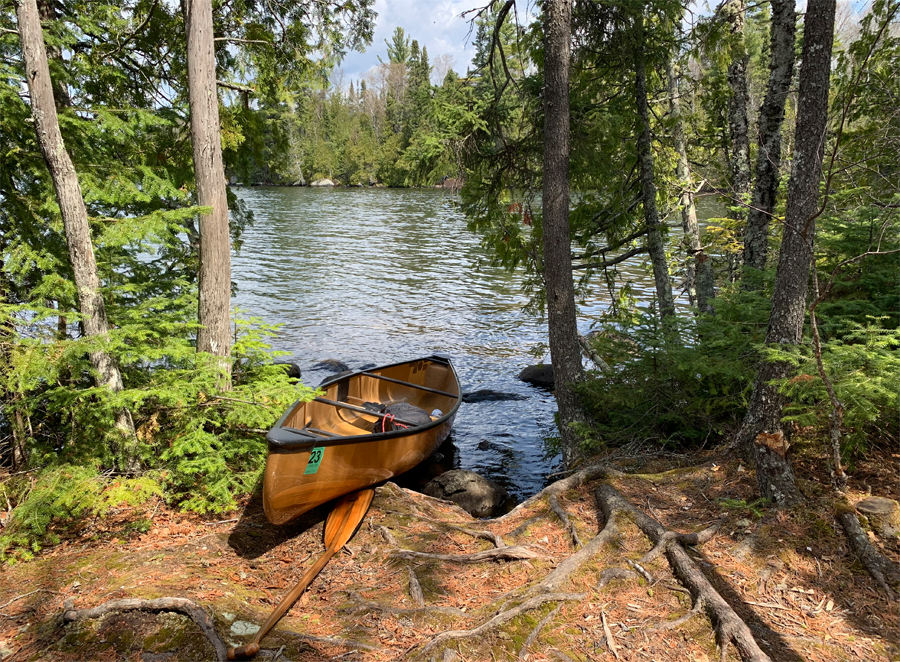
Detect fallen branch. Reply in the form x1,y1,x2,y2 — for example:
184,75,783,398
59,597,227,662
390,545,541,564
836,507,900,597
416,592,587,658
596,484,772,662
600,607,620,659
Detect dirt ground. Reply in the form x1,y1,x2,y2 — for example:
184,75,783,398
0,444,898,662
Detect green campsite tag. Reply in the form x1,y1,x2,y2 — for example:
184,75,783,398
304,446,324,475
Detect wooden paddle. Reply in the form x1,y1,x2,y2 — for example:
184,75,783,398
227,488,375,660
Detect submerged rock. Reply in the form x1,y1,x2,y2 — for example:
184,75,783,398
518,364,554,388
462,389,528,403
313,359,350,373
423,470,508,518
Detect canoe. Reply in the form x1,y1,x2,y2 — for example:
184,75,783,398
263,355,461,525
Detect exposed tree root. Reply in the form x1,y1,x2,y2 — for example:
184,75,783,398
280,628,381,651
395,511,507,548
596,484,773,662
344,591,466,618
548,494,583,548
415,592,587,658
491,464,619,524
836,506,900,597
597,567,636,588
646,596,704,633
408,567,426,608
517,604,561,661
390,546,540,564
58,597,228,662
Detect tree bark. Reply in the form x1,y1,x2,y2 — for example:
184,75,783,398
667,59,714,314
725,0,751,213
184,0,232,386
743,0,797,280
732,0,836,507
15,0,138,470
542,0,588,468
634,18,675,320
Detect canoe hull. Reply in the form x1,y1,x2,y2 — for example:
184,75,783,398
262,356,460,525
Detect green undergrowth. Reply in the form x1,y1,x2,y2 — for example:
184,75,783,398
0,316,315,562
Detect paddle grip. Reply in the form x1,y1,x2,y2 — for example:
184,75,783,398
227,643,260,660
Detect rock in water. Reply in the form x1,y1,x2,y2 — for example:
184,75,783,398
462,389,528,403
313,359,350,373
423,470,508,518
518,364,554,388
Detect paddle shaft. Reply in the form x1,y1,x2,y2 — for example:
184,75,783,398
228,489,374,660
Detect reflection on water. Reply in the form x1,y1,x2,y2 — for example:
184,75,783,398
232,187,661,502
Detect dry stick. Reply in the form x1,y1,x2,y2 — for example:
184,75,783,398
517,604,561,661
596,484,772,662
390,545,540,564
0,589,57,613
547,494,583,548
416,593,587,658
59,597,228,662
600,607,620,660
510,514,543,538
836,507,900,597
625,558,653,583
377,525,398,547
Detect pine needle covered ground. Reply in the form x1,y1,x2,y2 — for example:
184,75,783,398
0,446,897,662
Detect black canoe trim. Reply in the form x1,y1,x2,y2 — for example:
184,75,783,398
359,372,460,399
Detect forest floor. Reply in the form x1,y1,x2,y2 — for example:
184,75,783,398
0,442,897,662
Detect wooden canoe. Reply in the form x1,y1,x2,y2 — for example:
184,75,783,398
263,355,461,525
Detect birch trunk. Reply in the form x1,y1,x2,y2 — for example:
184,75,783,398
542,0,588,468
15,0,138,470
667,60,715,314
733,0,836,506
743,0,797,279
184,0,232,386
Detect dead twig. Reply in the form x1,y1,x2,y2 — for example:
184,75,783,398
600,606,620,659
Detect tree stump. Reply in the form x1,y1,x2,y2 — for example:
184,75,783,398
856,497,900,538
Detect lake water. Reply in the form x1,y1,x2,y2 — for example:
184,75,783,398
232,186,664,502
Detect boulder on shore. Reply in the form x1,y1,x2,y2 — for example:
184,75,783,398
423,470,508,518
518,363,554,388
310,178,335,187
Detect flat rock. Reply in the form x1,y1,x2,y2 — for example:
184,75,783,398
423,470,508,518
462,389,528,403
310,178,335,187
518,363,554,388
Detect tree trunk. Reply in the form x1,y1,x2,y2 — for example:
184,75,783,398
743,0,797,281
732,0,836,507
667,59,715,314
542,0,588,468
725,0,751,212
634,19,675,320
184,0,232,386
15,0,138,471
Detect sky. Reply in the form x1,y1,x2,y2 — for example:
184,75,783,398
336,0,482,85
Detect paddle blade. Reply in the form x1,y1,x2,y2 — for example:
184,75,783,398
324,488,375,550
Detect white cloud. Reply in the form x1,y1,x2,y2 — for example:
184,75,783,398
338,0,480,84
